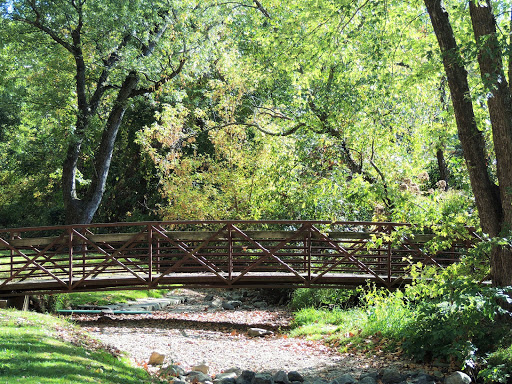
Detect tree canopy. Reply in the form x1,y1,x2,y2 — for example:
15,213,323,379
2,0,512,284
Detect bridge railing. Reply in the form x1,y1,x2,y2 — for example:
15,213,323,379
0,221,477,295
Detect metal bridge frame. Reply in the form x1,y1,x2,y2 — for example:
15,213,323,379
0,220,476,297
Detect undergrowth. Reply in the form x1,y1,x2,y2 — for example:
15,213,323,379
290,262,512,383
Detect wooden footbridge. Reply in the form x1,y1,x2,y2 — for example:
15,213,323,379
0,220,476,297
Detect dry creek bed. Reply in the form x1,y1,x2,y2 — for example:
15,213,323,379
69,289,440,381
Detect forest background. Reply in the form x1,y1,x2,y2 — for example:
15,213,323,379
3,1,512,381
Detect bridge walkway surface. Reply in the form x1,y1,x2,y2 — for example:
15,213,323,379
0,220,476,297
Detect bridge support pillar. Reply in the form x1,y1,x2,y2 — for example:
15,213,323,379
6,296,29,311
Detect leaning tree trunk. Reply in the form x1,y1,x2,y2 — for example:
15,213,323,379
423,0,512,286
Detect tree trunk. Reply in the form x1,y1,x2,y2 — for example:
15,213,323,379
423,0,501,237
424,0,512,286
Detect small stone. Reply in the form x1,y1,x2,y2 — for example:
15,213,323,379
254,373,274,384
445,372,472,384
205,295,215,301
274,370,290,384
253,301,267,308
247,328,274,337
331,374,356,384
148,351,165,365
192,364,209,374
288,372,304,383
188,371,213,383
236,370,256,384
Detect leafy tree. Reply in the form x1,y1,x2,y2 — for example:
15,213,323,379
0,0,226,224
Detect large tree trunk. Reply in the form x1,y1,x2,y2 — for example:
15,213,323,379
423,0,512,286
423,0,501,236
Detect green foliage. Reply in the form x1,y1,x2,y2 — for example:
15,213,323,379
290,260,512,375
479,341,512,383
401,265,511,366
289,288,357,310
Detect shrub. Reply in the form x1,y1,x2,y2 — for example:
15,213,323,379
290,288,357,310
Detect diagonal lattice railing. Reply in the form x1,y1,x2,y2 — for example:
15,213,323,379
0,221,476,296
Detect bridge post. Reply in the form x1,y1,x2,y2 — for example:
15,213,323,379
6,296,29,311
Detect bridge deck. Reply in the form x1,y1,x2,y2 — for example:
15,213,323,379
0,220,475,296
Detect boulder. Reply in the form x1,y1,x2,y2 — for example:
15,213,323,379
359,377,377,384
273,370,290,384
287,372,304,383
222,302,235,310
445,372,472,384
253,373,274,384
214,372,238,383
148,351,165,365
188,371,213,383
159,364,186,378
331,374,356,384
380,367,403,384
236,370,256,384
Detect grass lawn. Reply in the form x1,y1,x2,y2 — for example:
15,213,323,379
61,289,170,308
0,309,158,384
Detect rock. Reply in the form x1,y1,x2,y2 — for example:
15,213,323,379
211,298,223,307
359,377,377,384
223,368,243,376
188,371,213,383
192,364,209,374
236,370,256,384
217,378,237,384
273,370,290,384
205,295,215,301
360,372,378,381
159,364,186,378
380,367,403,384
247,328,274,337
410,375,436,384
331,374,356,384
214,372,238,383
228,300,243,308
445,372,472,384
222,301,235,310
253,373,274,384
288,372,304,383
148,351,165,365
253,301,267,309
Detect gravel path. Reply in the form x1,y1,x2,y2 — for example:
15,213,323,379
75,289,421,380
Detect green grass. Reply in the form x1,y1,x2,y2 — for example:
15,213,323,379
0,310,158,384
60,289,170,308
